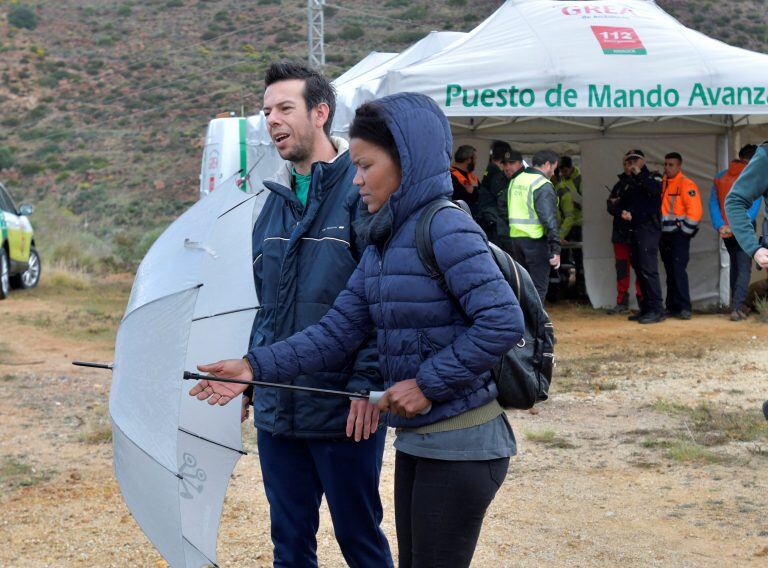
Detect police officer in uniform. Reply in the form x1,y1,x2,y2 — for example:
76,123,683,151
620,149,665,324
477,141,523,244
504,149,560,302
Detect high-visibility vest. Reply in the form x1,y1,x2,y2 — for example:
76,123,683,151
661,171,702,235
507,171,550,238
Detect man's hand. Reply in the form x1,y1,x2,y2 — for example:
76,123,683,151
463,183,476,194
719,225,732,237
377,379,430,419
549,254,561,270
621,210,632,222
754,247,768,269
189,358,254,406
629,164,641,175
346,399,380,442
241,396,251,423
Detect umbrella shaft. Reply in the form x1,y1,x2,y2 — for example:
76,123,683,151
183,371,370,400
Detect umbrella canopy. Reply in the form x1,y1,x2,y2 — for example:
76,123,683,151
110,177,263,567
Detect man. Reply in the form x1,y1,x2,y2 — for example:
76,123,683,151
710,144,759,321
450,145,480,215
620,149,665,324
555,155,585,297
606,157,643,314
476,141,523,244
725,141,768,420
504,149,561,302
192,62,392,568
554,156,583,243
660,152,702,320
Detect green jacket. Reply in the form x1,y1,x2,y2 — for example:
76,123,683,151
725,142,768,257
555,167,582,239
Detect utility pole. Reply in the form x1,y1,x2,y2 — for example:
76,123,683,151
308,0,325,69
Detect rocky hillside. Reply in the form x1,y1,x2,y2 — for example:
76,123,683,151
0,0,765,270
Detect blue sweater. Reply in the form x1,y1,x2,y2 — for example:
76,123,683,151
725,143,768,257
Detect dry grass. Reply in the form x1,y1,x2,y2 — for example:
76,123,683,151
524,428,577,449
0,455,54,489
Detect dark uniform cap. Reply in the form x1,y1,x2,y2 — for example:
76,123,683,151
624,149,645,159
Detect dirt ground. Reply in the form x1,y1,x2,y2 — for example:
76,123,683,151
1,274,767,567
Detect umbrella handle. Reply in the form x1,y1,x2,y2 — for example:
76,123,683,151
364,390,432,415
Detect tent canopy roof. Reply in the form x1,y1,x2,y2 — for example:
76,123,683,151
371,0,768,130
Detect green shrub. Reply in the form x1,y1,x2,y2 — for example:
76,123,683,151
117,5,132,17
339,25,364,41
8,6,38,31
20,163,43,176
0,146,14,170
399,5,428,20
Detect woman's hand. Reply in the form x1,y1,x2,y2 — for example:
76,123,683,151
188,358,254,406
377,379,430,418
346,400,380,442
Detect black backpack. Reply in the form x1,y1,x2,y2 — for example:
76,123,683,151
416,199,555,410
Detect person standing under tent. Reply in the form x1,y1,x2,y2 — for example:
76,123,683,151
606,156,643,314
710,144,759,321
496,148,526,251
555,155,585,297
724,140,768,421
660,152,703,320
620,149,665,324
450,145,480,216
505,149,561,302
213,62,393,568
476,141,523,244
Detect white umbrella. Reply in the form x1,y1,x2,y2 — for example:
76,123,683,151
107,177,261,567
81,177,392,567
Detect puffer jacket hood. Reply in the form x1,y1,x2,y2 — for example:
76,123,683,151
367,93,453,232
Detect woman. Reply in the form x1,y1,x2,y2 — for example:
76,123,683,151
190,92,524,567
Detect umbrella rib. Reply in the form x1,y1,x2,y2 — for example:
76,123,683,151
217,194,257,219
192,306,261,322
182,536,219,568
112,420,184,480
179,427,247,456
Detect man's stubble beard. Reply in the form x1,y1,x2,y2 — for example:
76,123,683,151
280,128,315,166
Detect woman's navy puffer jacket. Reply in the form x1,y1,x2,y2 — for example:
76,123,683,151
246,92,525,428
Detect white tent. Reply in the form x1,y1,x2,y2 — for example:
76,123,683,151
355,0,768,308
332,31,466,133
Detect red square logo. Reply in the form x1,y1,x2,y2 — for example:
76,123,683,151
591,26,647,55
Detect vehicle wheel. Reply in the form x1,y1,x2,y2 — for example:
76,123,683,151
0,248,9,300
11,247,41,289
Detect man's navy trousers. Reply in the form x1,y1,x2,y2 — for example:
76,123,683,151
257,428,393,568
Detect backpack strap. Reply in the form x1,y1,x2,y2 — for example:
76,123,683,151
416,199,466,296
416,199,519,301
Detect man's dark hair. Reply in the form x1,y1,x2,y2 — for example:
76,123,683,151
532,149,559,167
349,102,401,170
454,145,476,163
559,155,573,169
665,152,683,163
264,61,336,136
738,144,758,161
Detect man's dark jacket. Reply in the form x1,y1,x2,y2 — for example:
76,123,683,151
622,166,663,230
249,138,382,438
246,93,524,430
607,172,633,244
476,161,507,243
